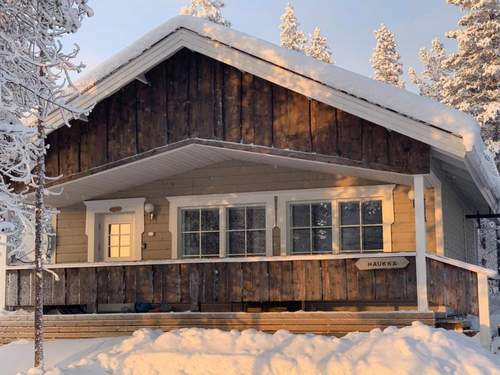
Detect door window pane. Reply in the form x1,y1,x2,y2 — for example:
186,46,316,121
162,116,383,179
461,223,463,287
108,222,133,259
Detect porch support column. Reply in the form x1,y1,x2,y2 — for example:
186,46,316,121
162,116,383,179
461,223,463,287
0,235,6,310
413,175,429,312
477,273,491,349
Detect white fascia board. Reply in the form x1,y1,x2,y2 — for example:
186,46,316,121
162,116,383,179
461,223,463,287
45,29,465,162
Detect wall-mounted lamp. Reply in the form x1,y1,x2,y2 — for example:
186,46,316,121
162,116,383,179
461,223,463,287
144,202,155,221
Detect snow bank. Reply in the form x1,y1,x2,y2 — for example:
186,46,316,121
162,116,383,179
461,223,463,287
6,322,499,375
71,15,500,201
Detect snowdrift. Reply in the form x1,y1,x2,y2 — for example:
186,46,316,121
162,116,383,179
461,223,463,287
5,322,499,374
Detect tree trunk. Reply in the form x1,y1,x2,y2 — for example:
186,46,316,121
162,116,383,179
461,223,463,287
33,119,45,369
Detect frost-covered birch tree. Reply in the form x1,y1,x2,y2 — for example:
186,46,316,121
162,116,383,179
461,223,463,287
180,0,231,27
280,2,306,52
0,0,92,369
370,24,405,88
305,27,334,63
441,0,499,157
408,38,450,101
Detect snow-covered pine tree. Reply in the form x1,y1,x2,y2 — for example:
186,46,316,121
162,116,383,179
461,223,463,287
370,24,405,88
408,38,450,101
441,0,499,158
0,1,92,368
279,2,307,52
180,0,231,27
305,27,334,63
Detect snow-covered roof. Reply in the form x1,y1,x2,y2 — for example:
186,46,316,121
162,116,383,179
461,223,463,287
70,15,500,210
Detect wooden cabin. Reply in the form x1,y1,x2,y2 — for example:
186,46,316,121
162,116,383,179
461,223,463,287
1,16,498,347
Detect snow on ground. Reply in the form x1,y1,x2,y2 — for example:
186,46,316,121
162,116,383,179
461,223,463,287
1,322,498,375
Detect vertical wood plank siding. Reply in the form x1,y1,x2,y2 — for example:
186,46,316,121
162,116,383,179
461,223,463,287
426,258,478,315
45,49,430,179
6,258,418,308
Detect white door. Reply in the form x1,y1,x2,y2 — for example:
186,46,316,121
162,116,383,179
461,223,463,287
103,213,135,261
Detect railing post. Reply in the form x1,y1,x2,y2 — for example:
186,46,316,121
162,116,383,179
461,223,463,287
0,235,7,310
477,273,491,349
413,175,429,312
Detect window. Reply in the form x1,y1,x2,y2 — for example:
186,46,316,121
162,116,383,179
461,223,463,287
108,223,131,258
227,206,266,256
289,202,332,254
103,213,136,261
339,200,383,252
181,208,220,257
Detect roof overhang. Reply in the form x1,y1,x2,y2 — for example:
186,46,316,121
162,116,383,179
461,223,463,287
46,141,413,208
42,17,498,211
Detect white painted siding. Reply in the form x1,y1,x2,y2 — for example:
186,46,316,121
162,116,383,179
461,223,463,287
441,176,477,262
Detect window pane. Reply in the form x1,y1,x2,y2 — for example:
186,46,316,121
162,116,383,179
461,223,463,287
228,231,245,255
340,202,360,225
182,210,199,232
363,226,383,250
341,227,360,250
109,247,119,258
201,232,219,256
291,204,310,227
362,200,382,225
247,230,266,255
246,206,265,229
110,224,120,235
312,228,332,253
201,209,219,231
120,246,130,257
292,229,310,253
120,224,131,235
183,233,199,256
311,203,332,227
121,235,130,246
109,236,119,246
228,208,245,230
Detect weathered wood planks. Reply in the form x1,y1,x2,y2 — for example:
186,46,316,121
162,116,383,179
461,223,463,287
426,258,478,315
0,311,435,345
6,258,420,309
45,48,430,180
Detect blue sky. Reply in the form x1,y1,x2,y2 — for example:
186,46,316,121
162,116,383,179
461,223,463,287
64,0,463,92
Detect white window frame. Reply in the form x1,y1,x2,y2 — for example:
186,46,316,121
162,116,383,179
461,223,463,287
277,185,395,255
168,185,395,259
167,192,275,259
84,198,145,262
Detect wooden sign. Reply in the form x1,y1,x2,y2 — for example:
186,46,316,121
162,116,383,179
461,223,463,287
355,257,409,270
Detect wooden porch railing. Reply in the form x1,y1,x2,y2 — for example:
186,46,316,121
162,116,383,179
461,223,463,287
5,257,418,309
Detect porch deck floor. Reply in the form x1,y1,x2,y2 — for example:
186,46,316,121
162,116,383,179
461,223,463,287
0,311,435,345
